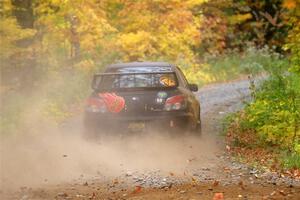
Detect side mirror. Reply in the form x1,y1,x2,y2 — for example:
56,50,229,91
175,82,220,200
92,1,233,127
188,83,198,92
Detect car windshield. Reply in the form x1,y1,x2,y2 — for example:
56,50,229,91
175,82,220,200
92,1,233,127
94,72,178,90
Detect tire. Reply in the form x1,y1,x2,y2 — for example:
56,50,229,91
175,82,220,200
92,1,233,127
190,110,202,135
194,120,202,135
83,125,97,140
83,114,104,140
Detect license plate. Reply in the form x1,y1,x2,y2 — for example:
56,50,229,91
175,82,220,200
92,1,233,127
128,122,145,130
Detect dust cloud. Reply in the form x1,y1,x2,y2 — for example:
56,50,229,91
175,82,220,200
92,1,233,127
0,117,219,190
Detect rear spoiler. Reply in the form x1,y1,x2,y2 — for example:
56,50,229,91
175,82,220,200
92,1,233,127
91,71,177,90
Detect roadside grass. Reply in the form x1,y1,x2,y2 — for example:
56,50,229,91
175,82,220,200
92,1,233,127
221,113,238,136
220,45,300,173
224,75,300,173
282,153,300,169
225,114,289,172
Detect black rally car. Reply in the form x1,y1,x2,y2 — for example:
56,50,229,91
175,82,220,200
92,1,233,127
84,62,201,134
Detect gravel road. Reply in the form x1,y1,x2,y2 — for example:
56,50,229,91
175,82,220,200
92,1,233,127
1,78,300,200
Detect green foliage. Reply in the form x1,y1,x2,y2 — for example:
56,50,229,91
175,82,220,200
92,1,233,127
41,68,90,121
183,45,280,86
0,93,25,135
224,1,300,168
197,0,295,54
234,66,300,166
244,75,300,149
283,153,300,169
284,2,300,75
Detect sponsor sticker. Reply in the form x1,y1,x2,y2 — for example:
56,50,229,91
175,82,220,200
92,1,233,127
157,91,168,98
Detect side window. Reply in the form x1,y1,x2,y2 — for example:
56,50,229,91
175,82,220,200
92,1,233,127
176,67,189,88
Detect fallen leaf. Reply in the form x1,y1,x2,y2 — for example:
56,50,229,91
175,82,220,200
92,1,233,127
113,179,119,185
57,192,68,198
278,190,286,196
262,195,269,200
213,192,224,200
132,186,142,194
83,182,88,186
212,180,219,187
223,167,231,172
88,192,96,199
238,180,245,190
226,145,231,151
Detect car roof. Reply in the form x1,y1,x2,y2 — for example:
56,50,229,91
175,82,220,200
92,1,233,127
107,61,173,68
106,62,175,71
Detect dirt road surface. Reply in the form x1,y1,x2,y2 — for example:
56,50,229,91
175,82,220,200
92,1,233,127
1,79,300,200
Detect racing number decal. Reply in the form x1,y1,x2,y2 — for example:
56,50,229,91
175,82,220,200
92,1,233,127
159,75,176,87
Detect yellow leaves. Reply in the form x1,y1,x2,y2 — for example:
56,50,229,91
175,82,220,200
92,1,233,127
108,0,202,66
35,0,118,58
185,0,207,8
74,59,95,73
0,18,36,60
183,63,215,85
228,13,252,25
295,143,300,154
0,0,13,16
30,0,204,70
283,0,297,9
43,101,71,123
117,31,157,61
152,0,205,9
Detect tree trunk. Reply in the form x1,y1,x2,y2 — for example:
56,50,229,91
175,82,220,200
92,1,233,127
11,0,37,91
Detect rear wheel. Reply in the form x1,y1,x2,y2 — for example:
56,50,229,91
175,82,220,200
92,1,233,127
83,124,97,140
190,110,202,135
83,114,107,140
194,120,202,135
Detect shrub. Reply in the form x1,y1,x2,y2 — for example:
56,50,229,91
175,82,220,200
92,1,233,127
242,74,300,151
182,45,280,86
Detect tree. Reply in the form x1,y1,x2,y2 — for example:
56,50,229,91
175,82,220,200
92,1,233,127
103,0,203,66
34,0,116,62
284,0,300,74
0,0,35,88
197,0,293,53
